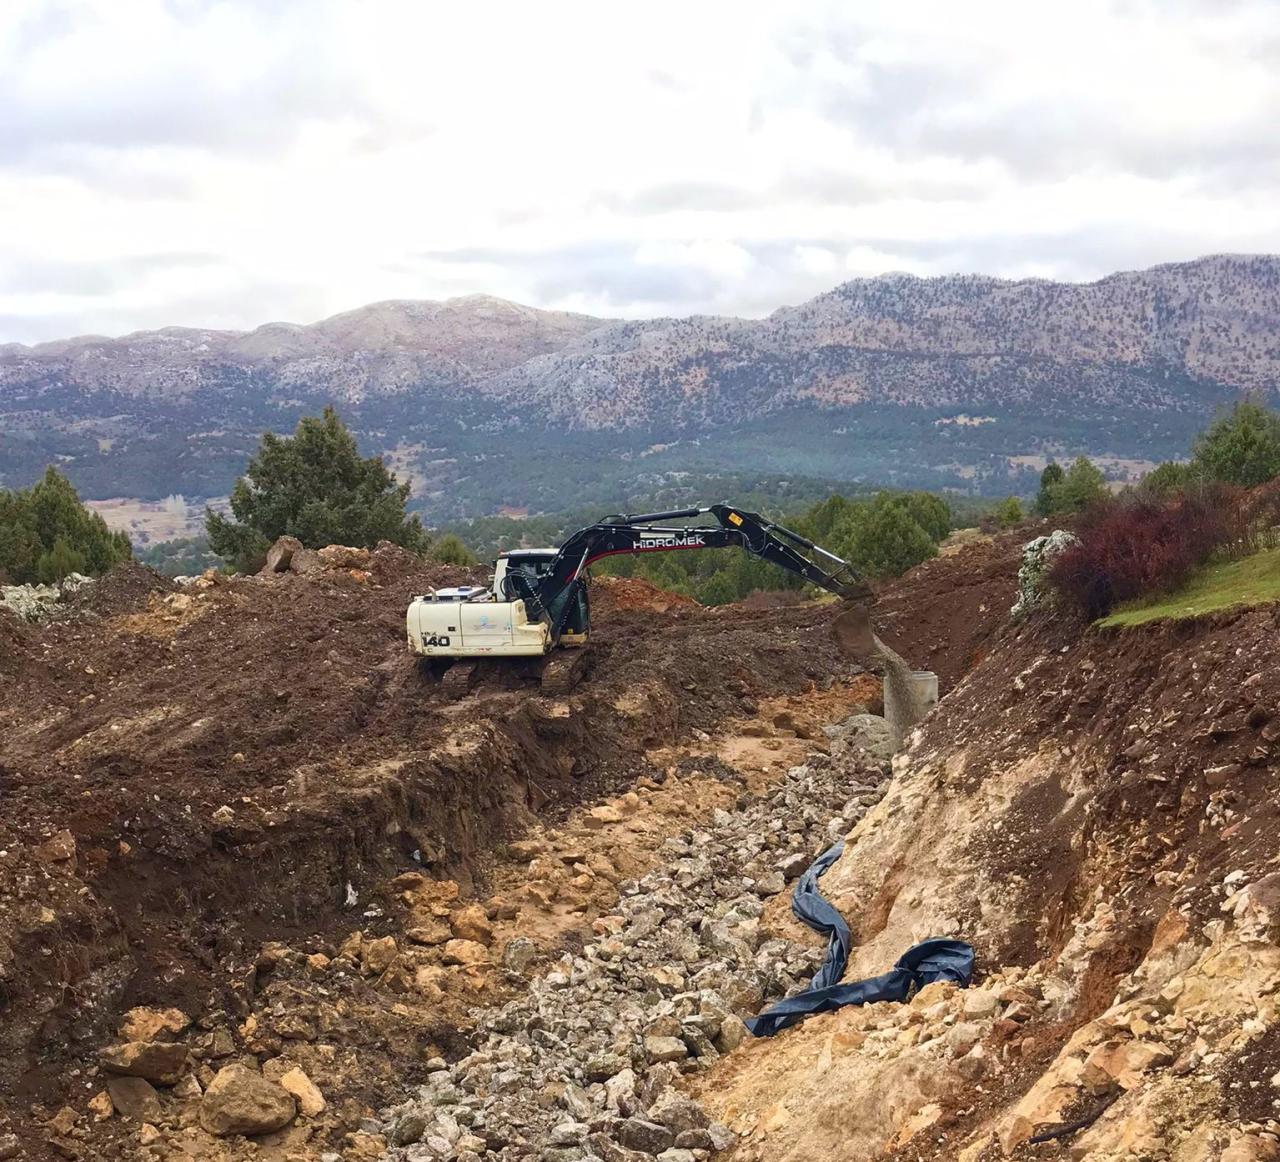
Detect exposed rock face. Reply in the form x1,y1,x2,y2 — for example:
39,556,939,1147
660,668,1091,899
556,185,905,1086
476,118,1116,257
198,1064,296,1137
1010,529,1078,618
697,595,1280,1158
5,257,1279,511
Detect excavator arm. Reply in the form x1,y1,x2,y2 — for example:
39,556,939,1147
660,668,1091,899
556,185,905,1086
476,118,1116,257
519,503,872,644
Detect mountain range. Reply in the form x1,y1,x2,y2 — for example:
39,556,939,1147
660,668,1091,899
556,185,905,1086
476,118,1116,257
3,254,1278,522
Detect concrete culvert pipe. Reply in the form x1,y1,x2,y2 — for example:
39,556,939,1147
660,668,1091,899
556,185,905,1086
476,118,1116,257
879,648,938,749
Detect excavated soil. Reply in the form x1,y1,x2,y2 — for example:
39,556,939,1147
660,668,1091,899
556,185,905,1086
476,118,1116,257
873,529,1023,692
12,525,1276,1162
0,557,870,1159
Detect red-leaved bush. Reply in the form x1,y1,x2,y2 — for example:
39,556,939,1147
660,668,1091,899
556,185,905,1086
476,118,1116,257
1047,484,1246,619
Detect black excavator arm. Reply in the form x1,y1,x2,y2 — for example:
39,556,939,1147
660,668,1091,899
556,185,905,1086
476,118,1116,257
504,503,871,644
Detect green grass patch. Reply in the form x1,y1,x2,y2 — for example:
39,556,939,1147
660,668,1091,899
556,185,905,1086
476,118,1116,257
1097,546,1280,627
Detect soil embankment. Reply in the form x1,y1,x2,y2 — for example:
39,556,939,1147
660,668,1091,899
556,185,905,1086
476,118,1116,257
697,538,1280,1161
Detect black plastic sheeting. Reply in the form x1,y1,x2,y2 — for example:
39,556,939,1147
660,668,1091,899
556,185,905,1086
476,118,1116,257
745,841,975,1037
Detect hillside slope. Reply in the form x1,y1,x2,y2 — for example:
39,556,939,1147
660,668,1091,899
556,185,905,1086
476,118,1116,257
697,539,1280,1160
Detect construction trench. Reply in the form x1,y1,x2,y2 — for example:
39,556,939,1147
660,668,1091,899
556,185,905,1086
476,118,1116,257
3,533,1280,1161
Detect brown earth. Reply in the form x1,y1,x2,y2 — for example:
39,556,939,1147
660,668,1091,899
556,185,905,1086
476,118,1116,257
872,528,1024,693
0,551,872,1160
10,524,1277,1162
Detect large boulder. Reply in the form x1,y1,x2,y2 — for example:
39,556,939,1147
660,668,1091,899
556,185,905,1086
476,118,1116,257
262,536,302,574
198,1064,296,1136
1011,529,1078,618
827,713,896,763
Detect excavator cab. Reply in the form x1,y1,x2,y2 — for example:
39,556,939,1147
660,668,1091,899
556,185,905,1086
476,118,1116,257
494,550,589,645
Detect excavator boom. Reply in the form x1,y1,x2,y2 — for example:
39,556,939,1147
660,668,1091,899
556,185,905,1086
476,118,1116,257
529,502,869,633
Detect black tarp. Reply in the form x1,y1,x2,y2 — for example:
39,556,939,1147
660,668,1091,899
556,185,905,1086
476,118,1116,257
745,841,975,1037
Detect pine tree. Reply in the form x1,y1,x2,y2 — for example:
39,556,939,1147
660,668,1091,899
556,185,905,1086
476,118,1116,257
1034,457,1106,515
1140,461,1196,497
1035,462,1065,516
0,467,131,584
846,504,937,577
429,533,477,565
206,407,428,572
1191,400,1280,487
1057,456,1108,511
995,496,1024,527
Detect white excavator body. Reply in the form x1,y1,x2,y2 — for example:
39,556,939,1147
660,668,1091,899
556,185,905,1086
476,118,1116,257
406,550,564,658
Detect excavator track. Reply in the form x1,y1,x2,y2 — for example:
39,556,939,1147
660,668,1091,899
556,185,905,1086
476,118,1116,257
439,661,480,698
538,650,589,696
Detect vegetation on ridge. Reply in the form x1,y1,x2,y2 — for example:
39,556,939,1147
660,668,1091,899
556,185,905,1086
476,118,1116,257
1096,546,1280,627
0,466,131,584
205,407,428,573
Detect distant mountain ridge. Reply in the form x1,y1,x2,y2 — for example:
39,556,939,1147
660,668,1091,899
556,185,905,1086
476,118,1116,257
2,254,1278,518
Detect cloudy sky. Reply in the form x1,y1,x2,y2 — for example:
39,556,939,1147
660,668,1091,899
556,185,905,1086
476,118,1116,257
2,0,1278,343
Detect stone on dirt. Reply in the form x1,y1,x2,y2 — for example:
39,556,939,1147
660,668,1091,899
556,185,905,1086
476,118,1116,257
449,904,494,946
263,536,302,573
105,1077,163,1122
99,1040,189,1085
118,1006,190,1042
32,829,76,863
278,1066,326,1117
501,936,538,975
644,1035,689,1064
615,1117,675,1152
361,935,399,975
442,938,488,966
198,1064,296,1137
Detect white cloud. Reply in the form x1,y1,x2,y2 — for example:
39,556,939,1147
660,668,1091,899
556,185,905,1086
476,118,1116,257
1,0,1279,341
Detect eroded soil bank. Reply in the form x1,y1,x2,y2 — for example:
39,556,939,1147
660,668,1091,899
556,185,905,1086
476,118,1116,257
695,551,1280,1161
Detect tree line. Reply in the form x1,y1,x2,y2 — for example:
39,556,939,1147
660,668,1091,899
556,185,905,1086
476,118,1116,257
7,398,1280,599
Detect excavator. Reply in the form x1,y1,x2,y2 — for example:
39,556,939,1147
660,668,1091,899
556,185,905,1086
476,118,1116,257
406,503,877,695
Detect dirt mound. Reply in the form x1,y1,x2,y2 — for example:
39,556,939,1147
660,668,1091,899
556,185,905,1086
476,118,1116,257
590,573,699,613
68,559,177,618
874,529,1024,692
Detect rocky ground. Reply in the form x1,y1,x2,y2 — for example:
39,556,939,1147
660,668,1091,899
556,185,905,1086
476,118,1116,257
373,713,894,1162
4,527,1278,1162
0,545,876,1161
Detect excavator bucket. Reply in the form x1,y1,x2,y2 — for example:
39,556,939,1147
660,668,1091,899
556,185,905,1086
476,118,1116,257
831,601,879,662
